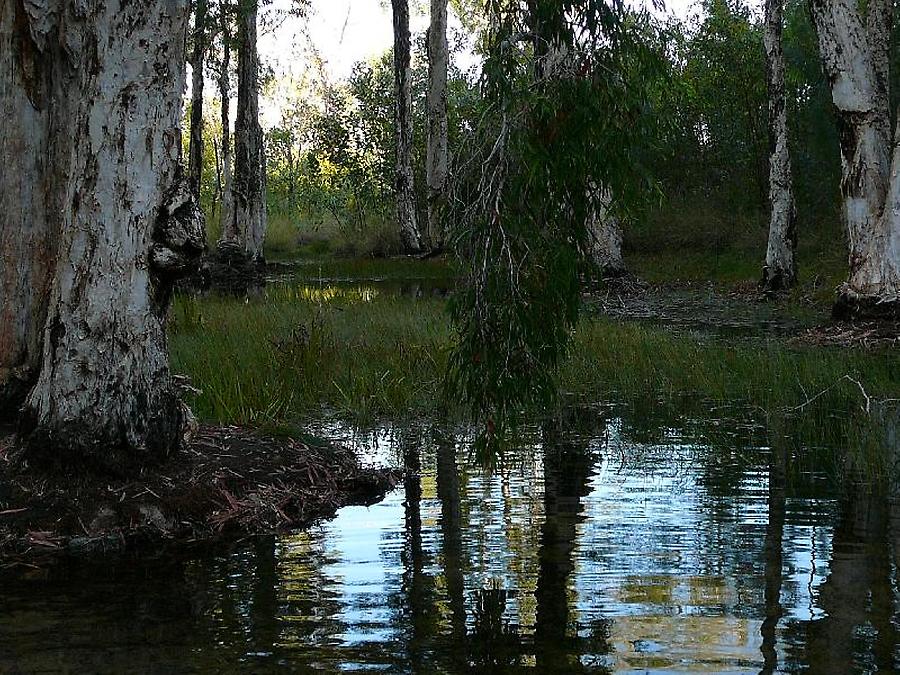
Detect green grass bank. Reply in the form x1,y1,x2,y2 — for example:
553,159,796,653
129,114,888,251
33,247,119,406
170,280,897,467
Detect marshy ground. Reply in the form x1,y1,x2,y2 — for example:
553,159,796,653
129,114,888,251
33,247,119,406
168,253,898,476
2,250,898,672
4,250,894,563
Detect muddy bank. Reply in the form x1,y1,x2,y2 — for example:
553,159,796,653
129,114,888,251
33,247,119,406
794,320,900,348
0,427,398,564
588,277,900,344
587,278,811,336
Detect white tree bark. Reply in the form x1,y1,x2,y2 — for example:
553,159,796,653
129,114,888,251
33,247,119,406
811,0,900,316
535,20,627,280
218,1,236,243
10,0,205,468
0,0,56,413
426,0,449,250
392,0,423,252
588,188,626,278
225,0,266,261
188,0,209,198
761,0,797,292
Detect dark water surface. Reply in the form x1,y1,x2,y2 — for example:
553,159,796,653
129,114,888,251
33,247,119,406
1,408,898,674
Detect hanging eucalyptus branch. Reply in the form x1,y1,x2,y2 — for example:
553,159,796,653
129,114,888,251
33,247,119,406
446,0,668,462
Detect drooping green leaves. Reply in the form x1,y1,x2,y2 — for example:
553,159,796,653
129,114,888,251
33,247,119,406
446,0,668,462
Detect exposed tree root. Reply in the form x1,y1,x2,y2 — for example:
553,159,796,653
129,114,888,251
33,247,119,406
207,241,266,295
758,266,796,299
833,293,900,322
0,426,399,564
794,321,900,348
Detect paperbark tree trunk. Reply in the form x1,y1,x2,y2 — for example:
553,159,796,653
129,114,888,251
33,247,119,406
9,0,205,470
227,0,266,261
392,0,423,252
188,0,209,198
218,1,236,243
426,0,449,251
810,0,900,317
532,6,627,280
761,0,797,293
0,0,56,415
588,187,627,278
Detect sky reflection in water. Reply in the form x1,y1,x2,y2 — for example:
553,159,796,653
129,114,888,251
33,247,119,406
1,407,897,674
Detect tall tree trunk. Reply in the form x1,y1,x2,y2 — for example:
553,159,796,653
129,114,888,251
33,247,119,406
392,0,423,252
11,0,205,470
228,0,266,262
188,0,209,198
218,1,236,244
588,186,627,278
0,0,56,415
426,0,449,251
761,0,797,293
532,5,627,280
810,0,900,317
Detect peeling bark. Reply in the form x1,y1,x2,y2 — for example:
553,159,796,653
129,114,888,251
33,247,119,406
0,0,56,414
426,0,449,251
226,0,266,262
218,1,236,244
188,0,209,198
12,0,205,470
392,0,423,252
810,0,900,317
761,0,797,293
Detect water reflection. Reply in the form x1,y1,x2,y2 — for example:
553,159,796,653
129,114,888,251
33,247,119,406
760,442,786,675
1,409,899,673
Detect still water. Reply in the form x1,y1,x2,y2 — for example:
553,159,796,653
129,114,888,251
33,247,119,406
1,406,898,673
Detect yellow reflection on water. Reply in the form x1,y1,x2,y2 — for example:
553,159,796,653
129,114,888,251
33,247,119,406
607,573,761,671
609,615,763,672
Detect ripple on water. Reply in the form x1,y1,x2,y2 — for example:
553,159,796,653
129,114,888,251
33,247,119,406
0,412,897,674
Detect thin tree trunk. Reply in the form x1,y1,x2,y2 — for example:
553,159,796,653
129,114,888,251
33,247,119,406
14,0,205,470
810,0,900,317
392,0,423,252
229,0,266,262
761,0,797,293
0,0,56,414
218,1,236,244
426,0,449,251
188,0,209,198
213,137,222,204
